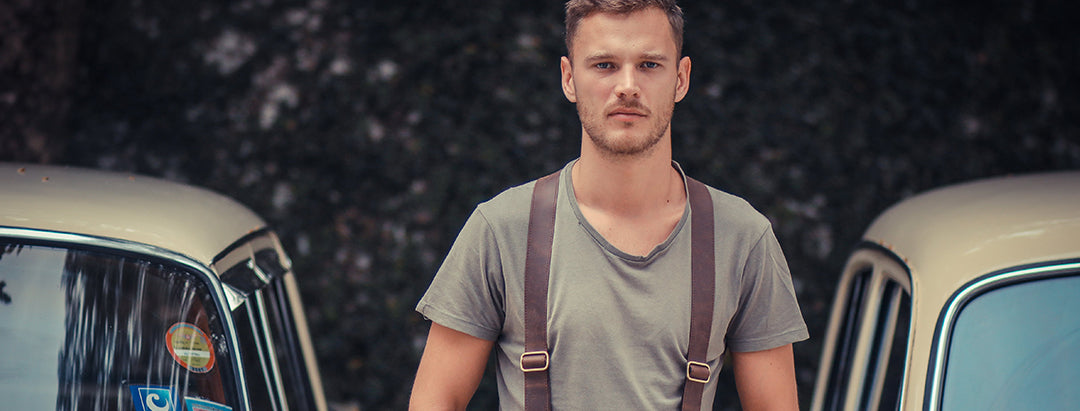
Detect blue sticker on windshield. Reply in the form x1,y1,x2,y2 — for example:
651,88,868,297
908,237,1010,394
184,397,233,411
129,384,176,411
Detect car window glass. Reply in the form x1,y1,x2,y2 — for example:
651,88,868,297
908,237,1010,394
0,243,238,411
942,273,1080,410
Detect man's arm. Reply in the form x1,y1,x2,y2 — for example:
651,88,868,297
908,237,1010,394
731,343,800,410
409,322,494,411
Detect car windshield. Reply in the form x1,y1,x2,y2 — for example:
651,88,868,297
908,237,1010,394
0,242,238,410
942,272,1080,409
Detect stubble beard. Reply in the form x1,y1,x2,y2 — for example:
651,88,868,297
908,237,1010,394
578,98,674,159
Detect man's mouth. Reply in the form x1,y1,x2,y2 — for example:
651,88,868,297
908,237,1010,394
608,107,647,120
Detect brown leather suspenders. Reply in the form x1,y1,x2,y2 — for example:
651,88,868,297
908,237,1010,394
522,170,715,411
522,171,560,411
682,176,716,411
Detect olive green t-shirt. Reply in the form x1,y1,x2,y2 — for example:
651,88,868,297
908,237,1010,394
416,160,809,410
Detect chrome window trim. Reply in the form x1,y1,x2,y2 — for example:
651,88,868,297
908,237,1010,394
282,270,329,411
253,291,291,409
211,230,328,411
846,269,888,410
0,226,254,411
865,281,905,409
812,244,913,411
213,234,290,410
926,260,1080,411
848,252,911,411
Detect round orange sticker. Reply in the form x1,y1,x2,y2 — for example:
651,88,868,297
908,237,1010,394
166,322,215,373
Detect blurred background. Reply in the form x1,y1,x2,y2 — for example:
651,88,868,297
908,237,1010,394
2,0,1078,409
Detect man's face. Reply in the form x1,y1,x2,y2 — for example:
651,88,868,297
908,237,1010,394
561,7,691,159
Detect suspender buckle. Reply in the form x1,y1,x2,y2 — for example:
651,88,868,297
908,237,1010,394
520,351,550,372
686,361,711,383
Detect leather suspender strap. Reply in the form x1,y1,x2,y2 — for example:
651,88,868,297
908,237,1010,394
522,171,560,411
682,177,715,411
521,171,714,411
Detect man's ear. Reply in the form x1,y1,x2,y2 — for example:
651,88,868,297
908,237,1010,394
561,56,577,103
675,56,691,103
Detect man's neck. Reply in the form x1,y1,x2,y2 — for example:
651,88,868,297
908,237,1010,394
572,139,684,218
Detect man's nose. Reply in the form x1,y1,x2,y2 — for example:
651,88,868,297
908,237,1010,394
614,68,641,99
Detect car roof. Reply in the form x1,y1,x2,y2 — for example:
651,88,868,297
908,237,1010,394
863,170,1080,289
0,163,267,266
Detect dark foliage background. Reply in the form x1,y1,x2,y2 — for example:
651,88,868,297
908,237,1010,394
3,0,1078,409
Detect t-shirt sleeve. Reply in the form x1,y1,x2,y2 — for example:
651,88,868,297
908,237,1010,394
415,208,506,341
725,225,810,352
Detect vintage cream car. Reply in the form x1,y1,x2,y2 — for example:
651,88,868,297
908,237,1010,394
811,171,1080,410
0,163,327,411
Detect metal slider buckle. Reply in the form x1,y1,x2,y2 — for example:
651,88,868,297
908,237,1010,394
520,351,550,372
686,361,711,383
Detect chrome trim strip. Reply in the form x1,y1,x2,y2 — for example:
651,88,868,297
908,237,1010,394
283,271,329,411
0,226,254,411
254,290,290,409
811,246,914,411
243,294,283,411
810,257,868,411
926,261,1080,411
211,231,329,411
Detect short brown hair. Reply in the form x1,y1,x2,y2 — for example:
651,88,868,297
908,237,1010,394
564,0,685,57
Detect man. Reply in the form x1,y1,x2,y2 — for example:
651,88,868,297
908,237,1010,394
410,1,808,409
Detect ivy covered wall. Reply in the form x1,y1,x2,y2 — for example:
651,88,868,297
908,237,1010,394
3,0,1078,409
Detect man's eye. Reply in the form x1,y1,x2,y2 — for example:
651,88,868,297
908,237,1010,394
642,62,659,69
595,62,613,69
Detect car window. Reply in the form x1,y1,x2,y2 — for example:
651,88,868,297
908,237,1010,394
941,273,1080,410
0,242,238,411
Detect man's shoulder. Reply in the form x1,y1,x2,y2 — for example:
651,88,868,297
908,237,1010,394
473,177,539,226
696,180,773,233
